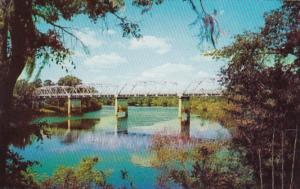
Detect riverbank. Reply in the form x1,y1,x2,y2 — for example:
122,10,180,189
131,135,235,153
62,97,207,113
37,103,102,115
190,96,236,128
121,96,235,128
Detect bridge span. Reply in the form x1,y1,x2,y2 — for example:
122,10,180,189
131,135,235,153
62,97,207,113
33,78,222,129
33,78,221,98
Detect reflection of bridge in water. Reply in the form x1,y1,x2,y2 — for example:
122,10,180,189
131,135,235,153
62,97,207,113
33,78,222,139
64,118,192,141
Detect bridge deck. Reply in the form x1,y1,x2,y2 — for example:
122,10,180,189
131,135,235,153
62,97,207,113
34,93,221,99
33,79,222,98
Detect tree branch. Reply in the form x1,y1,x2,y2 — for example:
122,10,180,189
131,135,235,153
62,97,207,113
111,12,142,38
34,11,88,51
289,125,298,189
199,0,208,15
187,0,200,16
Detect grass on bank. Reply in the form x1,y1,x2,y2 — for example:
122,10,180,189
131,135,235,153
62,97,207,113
190,96,236,128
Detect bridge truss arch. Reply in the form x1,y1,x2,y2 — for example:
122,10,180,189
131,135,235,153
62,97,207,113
33,78,223,99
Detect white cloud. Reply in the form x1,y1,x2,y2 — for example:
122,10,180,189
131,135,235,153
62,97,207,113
74,28,103,48
191,53,227,68
106,29,116,35
99,29,116,36
85,52,127,69
196,71,210,78
135,63,221,90
73,50,85,58
138,63,194,82
136,62,219,85
191,54,215,63
129,35,171,54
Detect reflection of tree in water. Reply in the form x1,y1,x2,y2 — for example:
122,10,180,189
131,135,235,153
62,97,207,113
47,119,99,145
0,120,49,188
149,134,254,189
0,118,98,187
0,117,125,188
180,119,190,140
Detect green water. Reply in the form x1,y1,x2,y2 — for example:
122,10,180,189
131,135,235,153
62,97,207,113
12,106,230,188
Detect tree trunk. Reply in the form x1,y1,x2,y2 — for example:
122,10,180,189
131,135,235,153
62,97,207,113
289,125,298,189
281,131,284,189
0,53,18,188
272,128,275,189
258,149,263,189
0,0,9,186
0,0,34,187
0,122,9,187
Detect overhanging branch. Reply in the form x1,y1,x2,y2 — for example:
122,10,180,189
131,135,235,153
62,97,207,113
34,11,88,52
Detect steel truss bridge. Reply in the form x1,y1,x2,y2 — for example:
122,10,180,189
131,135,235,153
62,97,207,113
33,77,222,98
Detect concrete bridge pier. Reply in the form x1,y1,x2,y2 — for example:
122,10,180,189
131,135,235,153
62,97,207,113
67,96,82,116
178,96,191,118
68,96,71,116
115,96,128,118
178,96,191,139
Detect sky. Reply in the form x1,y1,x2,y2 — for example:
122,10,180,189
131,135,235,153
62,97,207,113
23,0,281,87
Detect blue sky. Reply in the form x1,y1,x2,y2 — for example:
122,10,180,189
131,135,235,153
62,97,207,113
24,0,281,86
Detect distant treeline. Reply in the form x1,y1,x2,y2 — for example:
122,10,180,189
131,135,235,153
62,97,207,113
100,96,232,126
14,75,229,121
99,96,178,107
13,75,102,114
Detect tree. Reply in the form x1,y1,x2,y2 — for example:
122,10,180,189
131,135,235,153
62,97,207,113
13,79,36,110
0,0,142,122
31,78,43,88
150,134,254,189
214,1,300,188
57,75,82,86
0,0,220,121
0,0,220,186
0,121,48,188
43,79,55,86
0,0,147,182
169,149,254,189
41,157,112,189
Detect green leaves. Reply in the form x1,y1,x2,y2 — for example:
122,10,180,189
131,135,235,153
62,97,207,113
215,1,300,188
41,156,112,189
119,21,142,39
57,75,82,86
132,0,164,14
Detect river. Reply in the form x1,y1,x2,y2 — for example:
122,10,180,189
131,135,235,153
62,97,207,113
11,106,230,188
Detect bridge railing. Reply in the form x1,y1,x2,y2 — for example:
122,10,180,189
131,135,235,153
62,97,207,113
33,79,223,98
116,81,179,97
